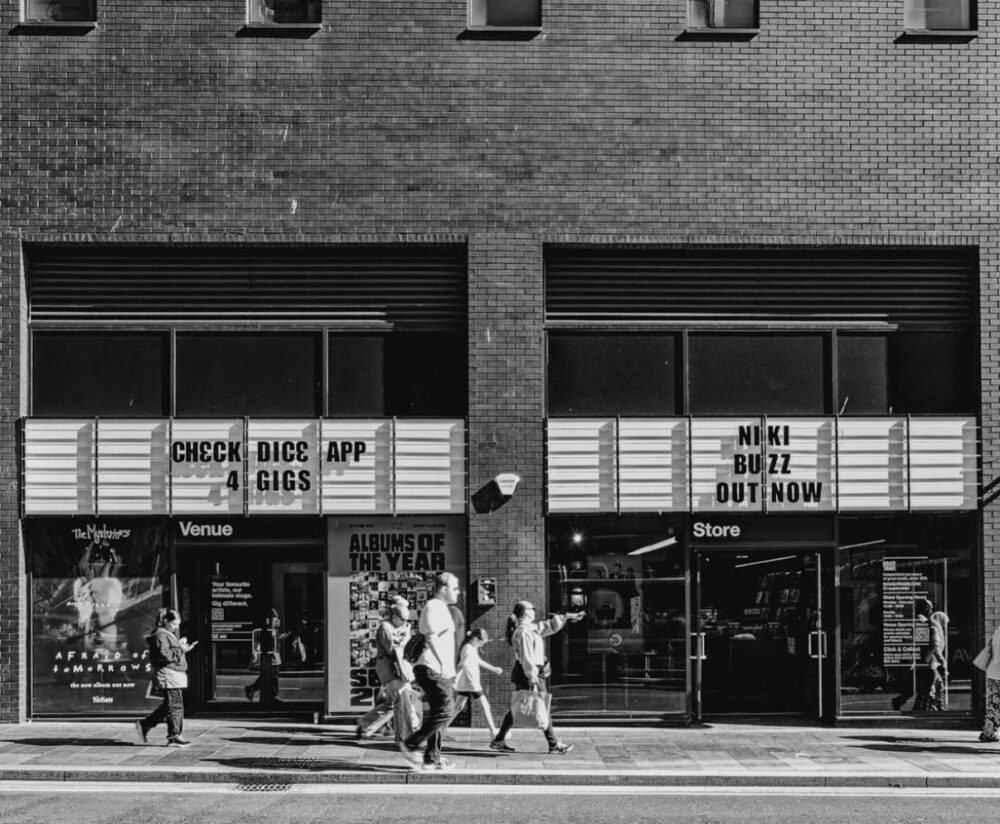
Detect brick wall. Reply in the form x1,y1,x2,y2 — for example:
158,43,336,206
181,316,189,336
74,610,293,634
1,0,997,721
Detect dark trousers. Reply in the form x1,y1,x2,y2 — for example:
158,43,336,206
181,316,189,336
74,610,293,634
142,688,184,739
496,662,558,748
405,665,455,764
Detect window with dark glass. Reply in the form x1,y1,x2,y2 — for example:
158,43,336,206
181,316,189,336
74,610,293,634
385,333,467,417
328,336,385,417
688,0,758,29
23,0,95,22
888,332,976,414
247,0,320,24
837,335,889,415
468,0,541,29
904,0,973,30
176,333,320,417
32,333,167,417
329,333,466,418
548,334,677,416
688,334,828,415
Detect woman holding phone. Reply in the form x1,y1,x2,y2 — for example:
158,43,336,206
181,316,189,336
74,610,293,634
135,608,197,747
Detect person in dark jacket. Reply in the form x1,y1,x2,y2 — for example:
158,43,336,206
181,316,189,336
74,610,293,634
135,608,197,747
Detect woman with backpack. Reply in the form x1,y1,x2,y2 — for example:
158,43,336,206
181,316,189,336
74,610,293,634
490,600,584,755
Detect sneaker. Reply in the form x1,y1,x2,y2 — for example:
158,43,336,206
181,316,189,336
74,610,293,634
489,739,516,753
167,737,192,747
133,721,148,744
397,739,421,765
244,685,254,702
421,758,456,771
548,741,574,755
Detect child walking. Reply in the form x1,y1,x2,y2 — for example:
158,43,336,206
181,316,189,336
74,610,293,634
449,628,502,737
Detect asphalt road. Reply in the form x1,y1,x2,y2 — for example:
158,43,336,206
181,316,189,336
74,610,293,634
0,784,998,824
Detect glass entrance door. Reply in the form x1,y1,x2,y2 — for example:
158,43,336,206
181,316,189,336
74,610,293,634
192,549,325,713
693,550,833,718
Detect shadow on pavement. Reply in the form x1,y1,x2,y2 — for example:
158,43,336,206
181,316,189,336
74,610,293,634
0,738,135,748
207,756,401,773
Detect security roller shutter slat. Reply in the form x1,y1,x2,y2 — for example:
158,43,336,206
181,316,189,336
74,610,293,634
545,246,976,329
27,245,468,331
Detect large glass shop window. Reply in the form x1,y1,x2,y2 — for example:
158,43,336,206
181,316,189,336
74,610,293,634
547,516,688,717
29,521,169,715
838,514,974,715
32,333,168,416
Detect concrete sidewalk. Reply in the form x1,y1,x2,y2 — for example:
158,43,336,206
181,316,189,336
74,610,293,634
0,719,997,788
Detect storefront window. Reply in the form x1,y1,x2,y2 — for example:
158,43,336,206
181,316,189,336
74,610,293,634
176,333,321,417
889,332,976,413
837,335,888,415
547,334,677,415
838,514,974,715
547,516,688,717
328,336,385,416
32,332,168,417
29,520,169,716
688,334,829,414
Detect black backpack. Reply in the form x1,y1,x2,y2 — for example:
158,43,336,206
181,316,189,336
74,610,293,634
402,632,426,664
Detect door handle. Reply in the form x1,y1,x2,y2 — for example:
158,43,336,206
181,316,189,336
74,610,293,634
689,632,706,660
808,631,828,659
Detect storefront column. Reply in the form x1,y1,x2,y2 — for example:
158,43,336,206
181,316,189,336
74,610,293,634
979,240,1000,717
1,234,27,722
467,233,545,720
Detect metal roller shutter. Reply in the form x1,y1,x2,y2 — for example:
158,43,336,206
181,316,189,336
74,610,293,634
545,246,977,329
26,245,467,330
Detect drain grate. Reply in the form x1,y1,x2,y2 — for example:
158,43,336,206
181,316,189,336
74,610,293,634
235,782,293,793
249,756,317,770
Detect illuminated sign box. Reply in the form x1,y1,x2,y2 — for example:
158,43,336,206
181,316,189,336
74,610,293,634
546,416,978,514
22,418,467,517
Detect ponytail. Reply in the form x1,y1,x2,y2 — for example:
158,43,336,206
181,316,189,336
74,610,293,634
504,613,518,646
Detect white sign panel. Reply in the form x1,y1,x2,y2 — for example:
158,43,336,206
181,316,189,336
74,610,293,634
247,420,320,514
23,419,95,515
837,418,908,511
690,418,763,512
394,420,465,514
321,420,392,514
96,420,170,515
617,419,688,512
169,419,245,515
546,419,617,513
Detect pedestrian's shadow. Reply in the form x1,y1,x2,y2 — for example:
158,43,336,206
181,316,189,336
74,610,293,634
846,735,989,756
0,738,134,748
222,736,332,746
207,756,403,773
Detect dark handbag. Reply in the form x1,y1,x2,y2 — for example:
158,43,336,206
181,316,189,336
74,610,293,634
144,678,166,700
402,632,426,664
539,660,552,680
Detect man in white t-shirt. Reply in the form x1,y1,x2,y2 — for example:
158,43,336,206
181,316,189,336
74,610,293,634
398,571,459,770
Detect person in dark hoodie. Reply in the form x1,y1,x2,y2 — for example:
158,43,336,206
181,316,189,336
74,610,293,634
135,608,197,747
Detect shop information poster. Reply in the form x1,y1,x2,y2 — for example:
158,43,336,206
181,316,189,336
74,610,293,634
882,558,930,666
326,516,466,711
29,521,166,714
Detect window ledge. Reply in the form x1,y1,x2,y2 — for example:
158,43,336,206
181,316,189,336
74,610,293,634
677,27,758,41
459,25,542,40
238,22,321,37
897,29,977,42
13,20,96,33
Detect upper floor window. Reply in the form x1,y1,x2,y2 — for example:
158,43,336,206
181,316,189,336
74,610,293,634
248,0,320,25
23,0,95,22
468,0,541,29
688,0,758,29
904,0,973,30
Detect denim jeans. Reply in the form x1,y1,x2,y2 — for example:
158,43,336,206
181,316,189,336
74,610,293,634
405,665,455,764
142,688,185,740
